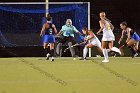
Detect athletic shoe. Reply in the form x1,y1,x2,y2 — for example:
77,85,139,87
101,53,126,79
134,53,138,58
79,57,87,60
102,59,109,63
46,53,50,60
51,57,54,61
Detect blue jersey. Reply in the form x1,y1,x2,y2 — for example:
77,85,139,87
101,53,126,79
123,28,140,41
132,32,140,41
45,23,55,35
43,23,55,43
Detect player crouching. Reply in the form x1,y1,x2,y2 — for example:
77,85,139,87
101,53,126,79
80,27,102,60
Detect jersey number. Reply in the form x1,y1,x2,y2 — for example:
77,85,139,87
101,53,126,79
49,28,53,34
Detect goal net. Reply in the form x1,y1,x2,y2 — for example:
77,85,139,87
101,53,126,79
0,2,90,47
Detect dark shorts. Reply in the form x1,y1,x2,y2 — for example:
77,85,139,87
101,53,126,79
61,36,76,44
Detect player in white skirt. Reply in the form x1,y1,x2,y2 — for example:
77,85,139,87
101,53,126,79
97,12,122,62
80,27,102,60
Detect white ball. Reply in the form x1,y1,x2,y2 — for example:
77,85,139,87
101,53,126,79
73,58,76,60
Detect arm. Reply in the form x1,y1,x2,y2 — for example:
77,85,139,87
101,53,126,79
109,22,114,31
40,24,45,37
75,41,87,46
84,31,95,43
126,29,131,43
87,31,94,40
81,37,88,44
73,26,82,35
57,26,64,36
96,20,104,35
118,30,124,44
77,31,83,36
52,24,57,35
57,30,63,36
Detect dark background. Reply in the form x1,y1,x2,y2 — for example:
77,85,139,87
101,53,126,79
0,0,140,57
1,0,140,30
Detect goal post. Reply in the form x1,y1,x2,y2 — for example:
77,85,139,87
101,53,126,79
88,2,91,57
0,1,91,57
46,0,49,16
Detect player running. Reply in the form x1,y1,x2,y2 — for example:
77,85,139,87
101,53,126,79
80,27,102,60
97,11,122,62
118,21,140,57
40,14,57,61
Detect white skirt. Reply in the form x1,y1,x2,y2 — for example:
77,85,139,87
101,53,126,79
102,30,115,41
102,36,115,41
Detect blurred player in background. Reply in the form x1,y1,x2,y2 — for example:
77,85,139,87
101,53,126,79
97,11,122,62
40,14,57,61
118,21,140,57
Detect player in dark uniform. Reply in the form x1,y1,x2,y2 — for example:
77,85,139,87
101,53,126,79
118,21,140,57
40,14,57,61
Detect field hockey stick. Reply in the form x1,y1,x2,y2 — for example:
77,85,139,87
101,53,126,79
63,44,79,53
64,42,86,52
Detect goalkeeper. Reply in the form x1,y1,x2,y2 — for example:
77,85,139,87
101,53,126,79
57,19,82,59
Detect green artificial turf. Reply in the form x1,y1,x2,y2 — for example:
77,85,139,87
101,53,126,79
0,57,140,93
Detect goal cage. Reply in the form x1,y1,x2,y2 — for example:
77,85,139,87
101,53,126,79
0,2,91,56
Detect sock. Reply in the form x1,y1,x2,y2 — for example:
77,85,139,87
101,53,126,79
136,49,140,53
50,49,54,57
106,49,111,52
102,49,107,60
105,49,109,60
83,47,88,58
45,48,49,55
111,47,121,54
105,49,110,59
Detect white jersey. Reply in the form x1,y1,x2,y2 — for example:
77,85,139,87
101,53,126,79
86,34,101,48
102,20,115,41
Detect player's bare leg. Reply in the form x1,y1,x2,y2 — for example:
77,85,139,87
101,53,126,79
127,39,138,57
108,41,122,56
80,43,95,60
50,43,55,61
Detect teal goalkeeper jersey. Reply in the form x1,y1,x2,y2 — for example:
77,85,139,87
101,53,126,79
61,25,79,37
